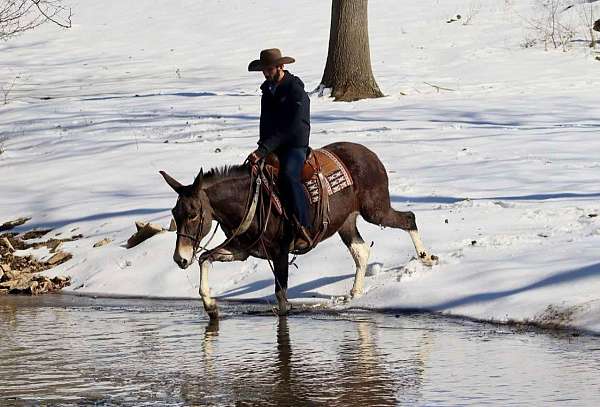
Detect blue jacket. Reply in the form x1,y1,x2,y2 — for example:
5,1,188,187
257,71,310,155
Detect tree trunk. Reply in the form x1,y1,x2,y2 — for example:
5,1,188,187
320,0,383,102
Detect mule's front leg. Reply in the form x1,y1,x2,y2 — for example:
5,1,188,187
199,257,219,319
408,230,438,266
198,247,248,320
273,250,290,316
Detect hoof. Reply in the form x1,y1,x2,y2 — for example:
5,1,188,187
206,308,219,320
350,289,363,299
272,305,289,316
420,254,439,267
204,303,219,320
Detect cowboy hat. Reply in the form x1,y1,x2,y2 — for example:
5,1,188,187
248,48,295,71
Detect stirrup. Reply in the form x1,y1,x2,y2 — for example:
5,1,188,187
288,216,313,251
297,225,313,246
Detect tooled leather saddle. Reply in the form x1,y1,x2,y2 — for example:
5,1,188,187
257,148,353,252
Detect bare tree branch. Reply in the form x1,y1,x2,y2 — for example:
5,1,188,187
0,0,71,41
31,0,71,29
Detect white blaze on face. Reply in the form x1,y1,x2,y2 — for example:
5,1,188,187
174,237,194,266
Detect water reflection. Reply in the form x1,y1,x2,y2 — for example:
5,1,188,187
338,319,410,406
1,296,599,406
183,316,414,406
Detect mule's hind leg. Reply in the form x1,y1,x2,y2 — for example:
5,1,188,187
408,230,438,266
361,200,438,266
198,247,249,319
338,213,370,298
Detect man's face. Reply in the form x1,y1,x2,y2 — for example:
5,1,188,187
262,65,283,82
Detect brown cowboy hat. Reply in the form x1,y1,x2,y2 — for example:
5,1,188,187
248,48,295,72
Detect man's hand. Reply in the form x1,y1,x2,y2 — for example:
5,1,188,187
246,150,264,166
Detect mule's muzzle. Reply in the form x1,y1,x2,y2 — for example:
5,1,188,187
174,253,192,269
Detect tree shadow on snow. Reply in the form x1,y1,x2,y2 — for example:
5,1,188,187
429,262,600,311
391,192,600,205
81,91,255,101
14,207,169,232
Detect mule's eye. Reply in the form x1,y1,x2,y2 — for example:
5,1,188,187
188,213,199,221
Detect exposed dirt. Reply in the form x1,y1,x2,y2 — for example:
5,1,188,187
532,304,580,328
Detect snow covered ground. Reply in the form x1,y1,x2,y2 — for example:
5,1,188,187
1,0,599,332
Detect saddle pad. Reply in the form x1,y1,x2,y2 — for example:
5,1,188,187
304,149,353,204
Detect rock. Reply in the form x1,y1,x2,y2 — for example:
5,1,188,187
0,237,15,252
50,275,71,290
168,218,177,232
0,217,31,232
127,222,165,248
52,275,70,283
47,251,72,266
5,269,20,280
46,240,63,252
135,221,147,232
2,275,30,291
594,19,600,32
34,279,50,295
0,261,71,295
93,238,112,248
21,229,52,240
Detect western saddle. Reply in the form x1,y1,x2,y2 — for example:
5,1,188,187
255,148,351,254
263,148,318,182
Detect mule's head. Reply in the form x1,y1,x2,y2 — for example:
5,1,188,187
160,170,213,269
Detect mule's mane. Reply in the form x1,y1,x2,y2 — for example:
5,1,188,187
203,164,249,187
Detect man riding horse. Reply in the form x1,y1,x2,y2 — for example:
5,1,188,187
246,48,313,247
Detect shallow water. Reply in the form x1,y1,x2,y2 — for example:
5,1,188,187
1,295,599,406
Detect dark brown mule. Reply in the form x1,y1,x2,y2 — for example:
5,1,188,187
160,142,437,319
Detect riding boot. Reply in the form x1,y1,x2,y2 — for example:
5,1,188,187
291,215,313,251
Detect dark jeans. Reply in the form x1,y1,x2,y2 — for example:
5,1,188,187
278,147,310,229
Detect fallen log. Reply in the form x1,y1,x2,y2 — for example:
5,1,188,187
0,217,31,232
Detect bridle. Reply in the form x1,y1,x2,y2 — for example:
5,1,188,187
175,196,217,263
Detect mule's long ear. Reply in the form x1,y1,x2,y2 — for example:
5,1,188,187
192,169,204,195
160,170,184,194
